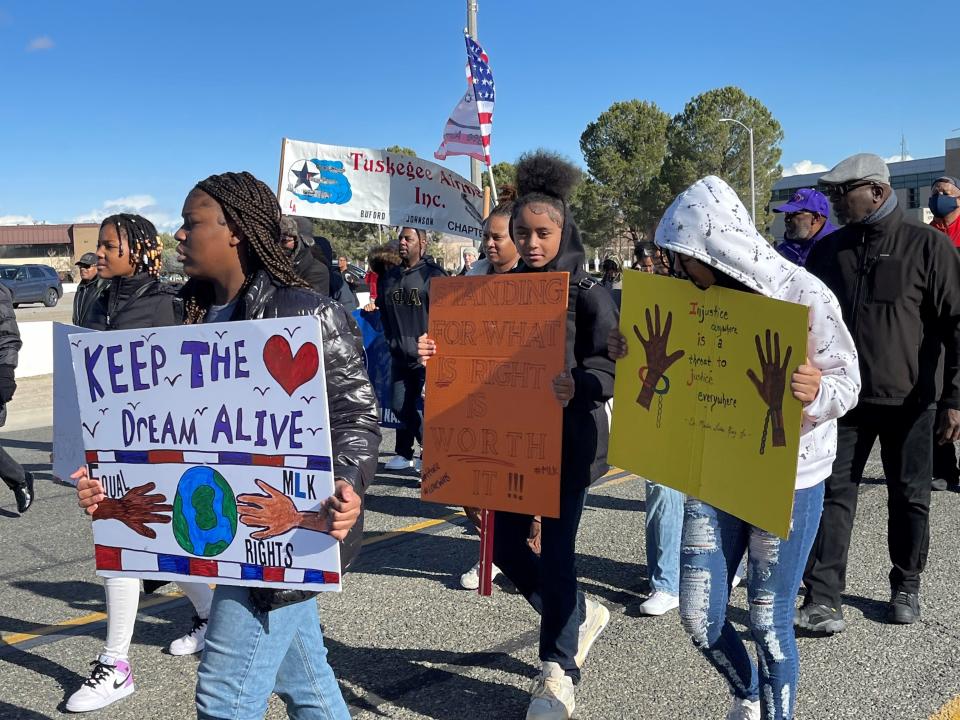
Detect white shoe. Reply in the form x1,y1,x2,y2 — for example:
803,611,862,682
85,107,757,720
638,590,679,616
66,655,135,712
384,455,414,471
459,560,501,590
415,458,422,473
575,597,610,667
726,697,761,720
168,615,208,656
731,574,743,589
526,661,575,720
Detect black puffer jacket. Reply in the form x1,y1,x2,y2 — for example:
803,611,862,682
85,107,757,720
290,238,331,296
84,273,178,331
174,271,381,611
72,278,107,327
806,201,960,409
512,210,619,487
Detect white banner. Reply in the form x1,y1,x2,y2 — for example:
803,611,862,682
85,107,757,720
53,322,95,485
70,316,341,592
278,139,485,241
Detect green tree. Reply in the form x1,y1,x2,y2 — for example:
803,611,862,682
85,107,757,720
579,100,671,244
569,178,619,249
482,161,517,194
384,145,417,157
661,86,783,232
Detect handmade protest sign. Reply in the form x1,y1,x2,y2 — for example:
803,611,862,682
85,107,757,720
53,323,94,484
278,139,484,241
69,317,341,591
609,271,807,538
421,273,568,518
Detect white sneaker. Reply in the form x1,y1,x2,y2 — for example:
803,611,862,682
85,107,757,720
526,661,575,720
731,574,743,589
168,615,208,656
384,455,414,471
638,590,679,616
66,655,135,712
726,697,761,720
459,560,501,590
415,458,423,473
575,597,610,667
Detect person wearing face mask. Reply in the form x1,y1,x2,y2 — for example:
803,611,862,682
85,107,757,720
929,175,960,247
772,188,836,267
799,154,960,632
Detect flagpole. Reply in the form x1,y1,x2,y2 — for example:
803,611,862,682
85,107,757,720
466,0,483,190
486,164,498,207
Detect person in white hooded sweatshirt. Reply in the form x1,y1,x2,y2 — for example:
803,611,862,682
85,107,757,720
609,177,860,720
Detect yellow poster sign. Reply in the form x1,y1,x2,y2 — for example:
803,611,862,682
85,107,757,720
609,271,807,538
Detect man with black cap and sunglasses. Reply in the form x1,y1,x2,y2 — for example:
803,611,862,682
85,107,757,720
798,153,960,631
72,252,106,327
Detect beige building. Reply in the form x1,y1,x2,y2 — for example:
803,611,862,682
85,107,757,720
0,223,98,279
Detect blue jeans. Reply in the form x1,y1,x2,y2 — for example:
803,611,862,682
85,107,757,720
196,585,349,720
493,482,587,682
645,482,683,595
678,484,824,720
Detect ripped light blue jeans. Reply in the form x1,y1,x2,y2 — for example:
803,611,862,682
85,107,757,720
678,484,824,720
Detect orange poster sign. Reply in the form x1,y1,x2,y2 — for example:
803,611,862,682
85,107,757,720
421,273,569,518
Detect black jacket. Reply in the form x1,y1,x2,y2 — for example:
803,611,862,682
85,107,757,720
513,210,619,487
806,201,960,409
73,278,107,327
0,284,22,426
377,257,448,369
175,271,381,612
290,238,330,296
83,274,178,331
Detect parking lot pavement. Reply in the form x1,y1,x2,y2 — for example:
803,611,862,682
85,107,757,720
1,426,959,719
12,292,75,324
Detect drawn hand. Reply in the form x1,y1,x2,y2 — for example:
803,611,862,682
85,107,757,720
607,328,628,360
746,329,792,448
634,305,685,409
238,479,305,540
94,482,173,539
417,333,437,366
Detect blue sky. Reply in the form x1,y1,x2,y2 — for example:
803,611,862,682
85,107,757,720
0,1,954,230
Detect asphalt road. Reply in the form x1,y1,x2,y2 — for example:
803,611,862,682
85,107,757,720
13,293,74,324
1,423,959,719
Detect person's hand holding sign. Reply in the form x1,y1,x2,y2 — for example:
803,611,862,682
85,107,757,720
238,479,362,541
552,371,575,408
634,305,684,410
417,333,436,366
747,329,792,450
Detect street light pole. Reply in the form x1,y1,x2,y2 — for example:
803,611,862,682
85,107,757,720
720,118,755,225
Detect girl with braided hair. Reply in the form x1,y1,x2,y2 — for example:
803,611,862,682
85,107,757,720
67,213,216,714
75,171,379,719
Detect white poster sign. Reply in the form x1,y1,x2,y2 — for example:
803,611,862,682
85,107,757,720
70,317,341,592
53,323,95,484
278,138,484,241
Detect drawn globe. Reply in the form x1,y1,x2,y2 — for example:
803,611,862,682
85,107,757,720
172,466,238,557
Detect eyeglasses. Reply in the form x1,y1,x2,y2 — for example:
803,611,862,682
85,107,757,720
822,181,876,199
784,211,819,220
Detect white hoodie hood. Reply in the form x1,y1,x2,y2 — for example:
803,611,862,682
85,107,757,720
656,176,861,490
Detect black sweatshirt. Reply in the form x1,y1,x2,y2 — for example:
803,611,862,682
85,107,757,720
377,256,448,369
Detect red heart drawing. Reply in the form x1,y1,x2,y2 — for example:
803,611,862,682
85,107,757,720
263,335,320,396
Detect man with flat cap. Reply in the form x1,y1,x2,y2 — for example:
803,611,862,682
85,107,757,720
772,187,836,266
797,153,960,631
72,252,106,327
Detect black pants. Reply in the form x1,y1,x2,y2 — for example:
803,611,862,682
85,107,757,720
492,482,587,682
932,438,959,484
0,444,26,492
391,364,425,460
804,405,934,607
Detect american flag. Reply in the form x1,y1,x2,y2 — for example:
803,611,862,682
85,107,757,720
434,36,495,165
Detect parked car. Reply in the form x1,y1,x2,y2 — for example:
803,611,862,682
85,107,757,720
0,264,63,307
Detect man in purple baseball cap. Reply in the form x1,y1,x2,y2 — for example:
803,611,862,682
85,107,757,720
773,188,836,266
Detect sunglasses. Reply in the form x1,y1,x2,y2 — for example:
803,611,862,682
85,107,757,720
822,181,876,199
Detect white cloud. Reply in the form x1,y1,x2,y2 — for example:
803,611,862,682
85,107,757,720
0,214,40,225
882,154,913,164
783,160,828,177
26,35,54,52
74,195,179,232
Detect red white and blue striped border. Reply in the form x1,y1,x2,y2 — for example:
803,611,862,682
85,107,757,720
85,449,331,472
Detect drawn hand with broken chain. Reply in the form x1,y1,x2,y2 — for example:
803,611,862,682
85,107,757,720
746,329,792,450
634,305,685,409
